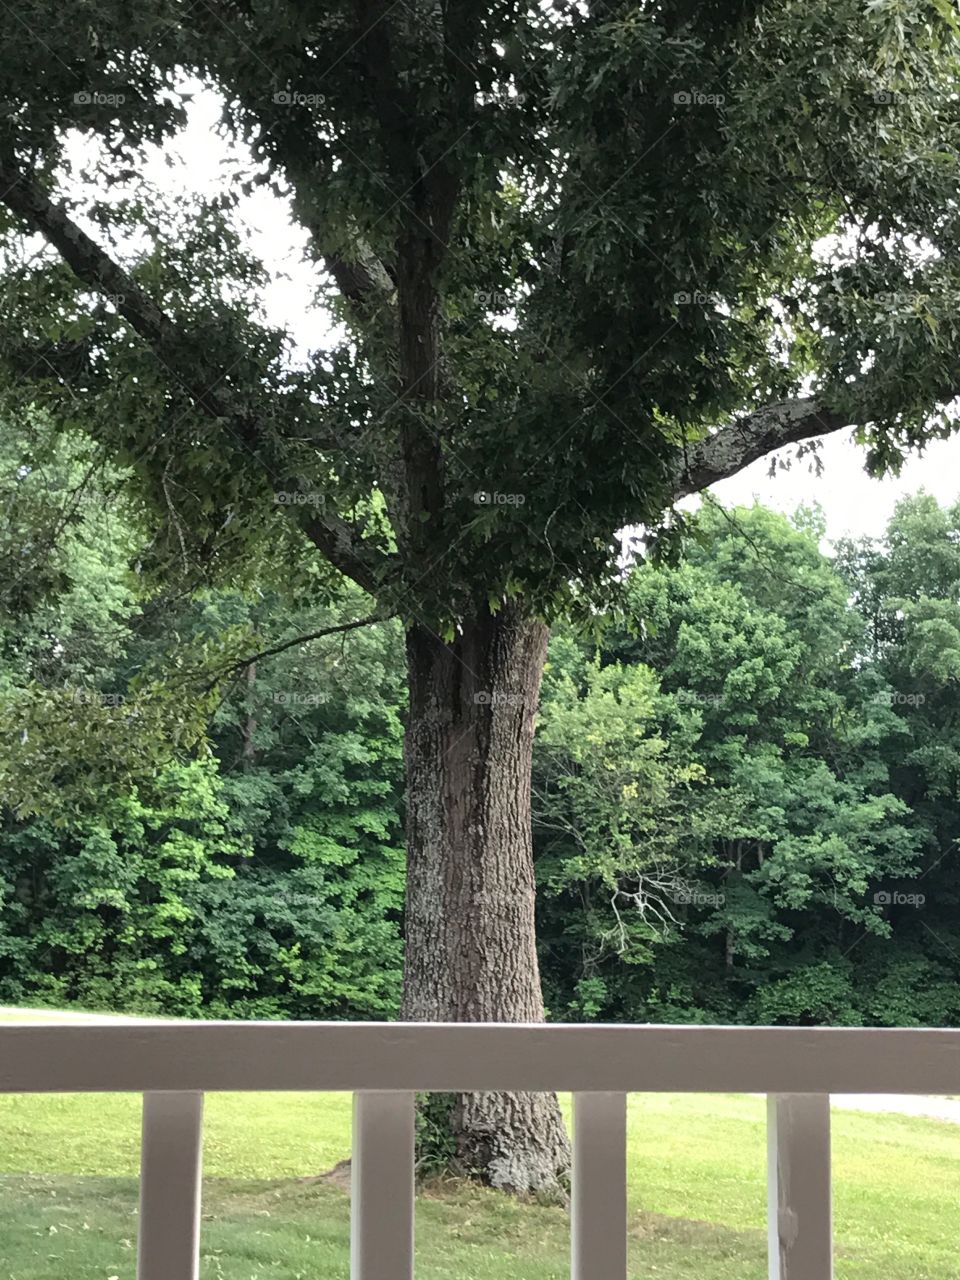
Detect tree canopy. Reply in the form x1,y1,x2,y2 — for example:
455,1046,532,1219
1,1,959,629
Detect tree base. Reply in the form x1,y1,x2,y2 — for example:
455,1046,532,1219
450,1090,571,1199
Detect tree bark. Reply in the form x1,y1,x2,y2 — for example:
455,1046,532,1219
240,662,257,772
401,600,571,1195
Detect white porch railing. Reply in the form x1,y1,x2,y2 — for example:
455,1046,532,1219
1,1021,957,1279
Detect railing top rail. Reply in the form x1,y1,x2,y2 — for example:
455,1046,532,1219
0,1021,957,1094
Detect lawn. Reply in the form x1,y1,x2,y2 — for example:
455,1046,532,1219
0,1017,957,1277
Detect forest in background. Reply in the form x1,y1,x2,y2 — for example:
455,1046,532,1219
3,426,960,1028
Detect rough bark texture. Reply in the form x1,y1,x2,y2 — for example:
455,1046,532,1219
402,600,571,1195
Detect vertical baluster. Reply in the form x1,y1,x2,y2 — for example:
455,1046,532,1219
351,1090,415,1280
137,1091,204,1280
767,1093,833,1280
571,1091,628,1280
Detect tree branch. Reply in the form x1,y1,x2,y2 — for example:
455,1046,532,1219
324,246,396,319
671,396,851,499
0,155,398,595
202,611,391,690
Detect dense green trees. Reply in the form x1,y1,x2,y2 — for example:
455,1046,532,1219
0,585,408,1016
536,502,924,1024
5,483,960,1032
0,425,407,1015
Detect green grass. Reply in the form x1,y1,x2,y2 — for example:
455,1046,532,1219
0,1016,957,1277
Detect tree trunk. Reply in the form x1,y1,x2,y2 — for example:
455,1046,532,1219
240,662,257,771
401,600,571,1195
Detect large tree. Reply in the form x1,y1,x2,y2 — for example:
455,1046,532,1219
2,0,960,1191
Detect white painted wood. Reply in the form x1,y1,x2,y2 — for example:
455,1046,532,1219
572,1092,627,1280
767,1094,832,1280
0,1022,959,1094
351,1091,414,1280
137,1091,203,1280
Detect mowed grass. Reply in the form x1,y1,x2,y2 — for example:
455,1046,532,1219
0,1017,957,1277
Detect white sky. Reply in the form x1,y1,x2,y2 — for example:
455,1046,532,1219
704,431,960,545
129,87,960,550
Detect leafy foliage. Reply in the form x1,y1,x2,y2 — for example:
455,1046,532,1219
0,431,406,1017
536,501,952,1027
8,479,960,1029
0,3,959,627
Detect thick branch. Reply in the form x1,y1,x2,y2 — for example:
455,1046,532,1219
298,511,390,596
672,396,851,499
324,247,395,319
0,156,396,595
